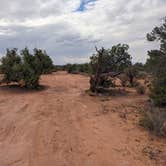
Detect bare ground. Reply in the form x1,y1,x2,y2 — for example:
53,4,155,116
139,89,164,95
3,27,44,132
0,72,165,166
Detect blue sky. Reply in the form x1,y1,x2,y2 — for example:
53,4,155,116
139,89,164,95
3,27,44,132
77,0,97,11
0,0,166,64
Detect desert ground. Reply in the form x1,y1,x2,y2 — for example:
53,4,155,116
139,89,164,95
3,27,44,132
0,71,165,166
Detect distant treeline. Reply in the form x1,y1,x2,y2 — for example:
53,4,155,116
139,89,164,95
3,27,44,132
1,59,145,75
54,62,146,75
54,63,92,74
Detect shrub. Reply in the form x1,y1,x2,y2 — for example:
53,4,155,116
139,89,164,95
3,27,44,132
1,48,23,83
90,75,115,92
133,62,145,71
139,106,166,137
136,84,145,94
146,17,166,106
100,77,115,88
150,80,166,106
22,64,40,89
89,44,132,92
33,48,54,74
1,47,53,89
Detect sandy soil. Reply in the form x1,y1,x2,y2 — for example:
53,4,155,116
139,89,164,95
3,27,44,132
0,71,165,166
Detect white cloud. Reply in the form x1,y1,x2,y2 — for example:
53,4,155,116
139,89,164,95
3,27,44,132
0,0,165,64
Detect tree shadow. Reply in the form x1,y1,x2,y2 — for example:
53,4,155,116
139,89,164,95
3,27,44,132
0,84,49,94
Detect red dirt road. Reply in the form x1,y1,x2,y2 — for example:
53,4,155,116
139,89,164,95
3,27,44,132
0,72,165,166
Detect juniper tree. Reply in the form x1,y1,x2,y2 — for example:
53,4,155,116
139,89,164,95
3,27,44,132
90,44,132,92
1,47,54,89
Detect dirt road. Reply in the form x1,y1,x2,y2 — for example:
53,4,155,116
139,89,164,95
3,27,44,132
0,72,165,166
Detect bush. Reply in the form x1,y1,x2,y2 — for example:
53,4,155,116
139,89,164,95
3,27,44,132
136,84,145,94
139,106,166,137
1,48,53,89
33,48,54,74
146,17,166,106
90,75,115,92
150,80,166,106
89,44,132,92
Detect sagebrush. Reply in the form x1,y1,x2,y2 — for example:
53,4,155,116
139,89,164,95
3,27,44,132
139,106,166,137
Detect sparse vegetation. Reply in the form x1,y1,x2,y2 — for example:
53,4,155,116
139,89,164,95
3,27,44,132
139,106,166,137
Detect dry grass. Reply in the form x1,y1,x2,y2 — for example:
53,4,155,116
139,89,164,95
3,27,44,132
139,105,166,137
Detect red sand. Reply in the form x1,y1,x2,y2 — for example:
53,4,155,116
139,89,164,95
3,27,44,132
0,72,165,166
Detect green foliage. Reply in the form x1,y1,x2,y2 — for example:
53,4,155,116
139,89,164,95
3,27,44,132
66,63,91,74
99,76,115,88
146,17,166,106
133,62,145,71
1,47,53,89
90,75,114,90
33,48,54,74
90,44,132,74
89,44,132,92
53,65,66,72
1,48,23,83
150,80,166,106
